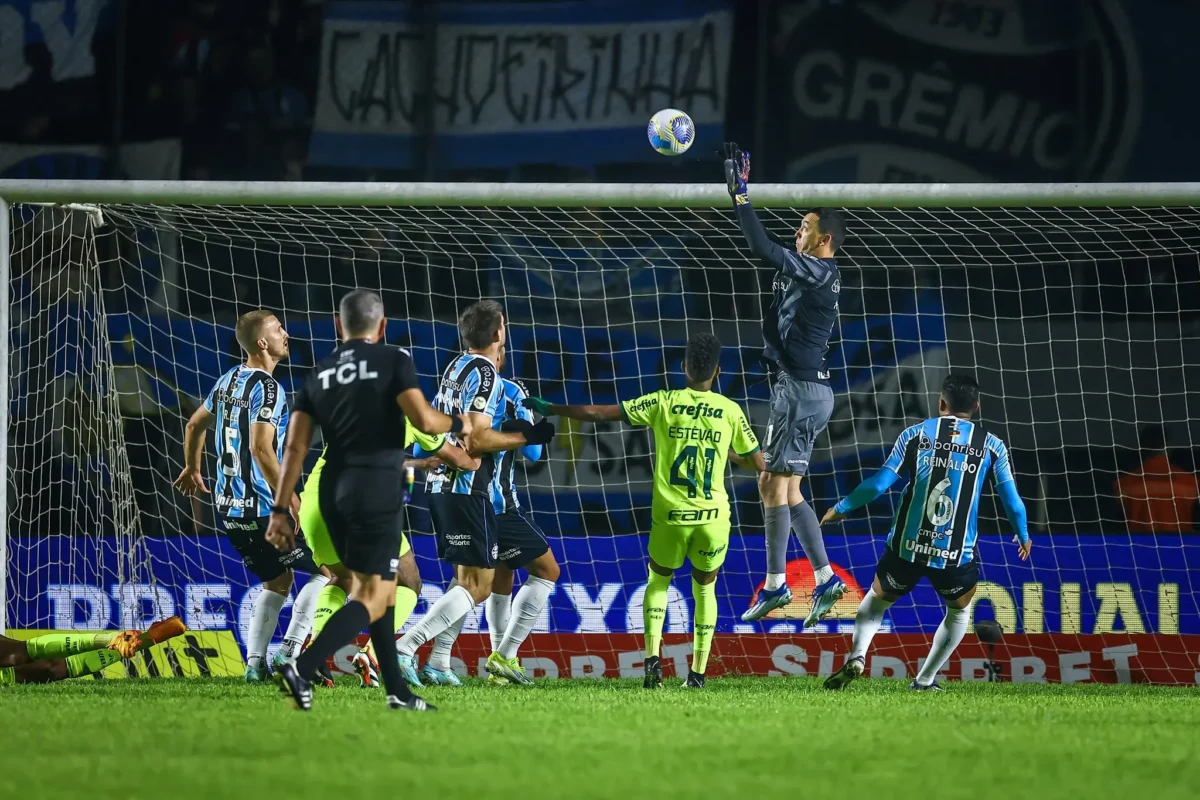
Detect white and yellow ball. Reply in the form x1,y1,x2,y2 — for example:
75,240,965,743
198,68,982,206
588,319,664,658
646,109,695,156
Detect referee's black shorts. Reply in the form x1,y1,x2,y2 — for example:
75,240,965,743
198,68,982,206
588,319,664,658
429,492,497,568
318,462,405,579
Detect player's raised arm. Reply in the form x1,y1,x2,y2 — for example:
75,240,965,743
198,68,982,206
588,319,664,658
988,434,1032,560
724,142,789,267
173,403,215,496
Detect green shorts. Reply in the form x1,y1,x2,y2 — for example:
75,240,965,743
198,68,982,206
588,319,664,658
648,519,731,573
299,489,410,569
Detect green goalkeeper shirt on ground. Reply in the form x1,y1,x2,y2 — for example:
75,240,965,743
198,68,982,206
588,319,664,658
621,388,760,526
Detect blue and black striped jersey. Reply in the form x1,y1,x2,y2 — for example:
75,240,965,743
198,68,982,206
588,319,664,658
203,365,288,518
489,378,543,514
883,416,1015,568
428,352,503,497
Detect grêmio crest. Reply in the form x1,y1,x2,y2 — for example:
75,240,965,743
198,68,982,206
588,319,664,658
769,0,1139,182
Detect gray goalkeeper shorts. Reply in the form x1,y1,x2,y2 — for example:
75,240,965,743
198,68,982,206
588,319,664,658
762,373,834,475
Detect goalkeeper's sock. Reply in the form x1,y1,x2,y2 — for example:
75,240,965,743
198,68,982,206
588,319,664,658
915,603,971,686
397,585,475,658
691,578,717,675
369,606,413,701
791,502,832,583
394,585,420,632
65,649,123,679
311,583,348,642
280,574,329,659
764,505,790,590
25,632,113,660
485,592,512,653
295,600,369,679
497,576,554,660
850,588,895,661
247,589,287,670
428,614,466,671
643,570,672,659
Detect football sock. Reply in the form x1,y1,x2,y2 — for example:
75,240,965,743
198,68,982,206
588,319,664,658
311,583,348,641
764,505,791,585
485,592,512,653
428,614,466,671
280,574,329,659
369,606,413,700
0,667,14,686
691,578,717,675
397,585,475,658
65,649,123,678
850,589,895,661
643,570,671,659
791,501,832,581
394,585,419,632
498,576,554,660
246,589,287,670
916,603,972,685
296,600,369,679
25,632,113,660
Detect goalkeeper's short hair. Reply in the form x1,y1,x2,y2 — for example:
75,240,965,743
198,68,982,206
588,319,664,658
685,333,722,382
809,207,847,253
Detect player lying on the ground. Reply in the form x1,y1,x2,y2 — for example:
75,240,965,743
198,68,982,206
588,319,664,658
0,617,186,685
174,310,334,681
724,142,849,629
820,374,1032,692
527,333,764,689
301,420,479,689
393,301,555,688
421,370,558,687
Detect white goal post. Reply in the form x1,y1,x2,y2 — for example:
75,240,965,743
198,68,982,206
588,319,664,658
2,179,1198,685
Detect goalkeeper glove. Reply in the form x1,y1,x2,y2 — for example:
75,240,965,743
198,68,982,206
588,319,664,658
523,419,556,445
523,396,553,416
500,418,534,435
724,141,750,205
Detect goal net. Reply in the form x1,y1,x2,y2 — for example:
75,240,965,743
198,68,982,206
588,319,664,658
3,183,1198,684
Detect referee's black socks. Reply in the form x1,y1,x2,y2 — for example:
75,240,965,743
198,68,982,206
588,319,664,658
369,606,413,700
295,600,370,680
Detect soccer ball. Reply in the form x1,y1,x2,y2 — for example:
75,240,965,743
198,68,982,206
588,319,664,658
647,109,695,156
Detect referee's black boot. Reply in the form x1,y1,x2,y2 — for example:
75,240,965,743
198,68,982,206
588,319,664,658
387,693,437,712
274,662,313,711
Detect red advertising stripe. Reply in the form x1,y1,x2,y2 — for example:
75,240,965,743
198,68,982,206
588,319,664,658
341,634,1200,686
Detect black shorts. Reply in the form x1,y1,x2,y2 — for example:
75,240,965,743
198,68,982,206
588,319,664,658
496,508,550,569
429,492,496,568
318,463,405,579
218,515,318,582
875,548,979,602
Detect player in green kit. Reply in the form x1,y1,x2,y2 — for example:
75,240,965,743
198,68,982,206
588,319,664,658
298,416,479,687
526,333,765,688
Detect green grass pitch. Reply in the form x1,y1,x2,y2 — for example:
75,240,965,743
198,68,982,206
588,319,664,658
1,677,1197,799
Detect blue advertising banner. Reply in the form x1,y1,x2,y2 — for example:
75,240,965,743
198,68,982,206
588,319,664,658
8,533,1195,643
309,0,734,169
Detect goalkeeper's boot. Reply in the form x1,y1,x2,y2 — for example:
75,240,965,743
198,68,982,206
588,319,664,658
803,576,848,629
682,670,706,689
485,652,534,685
108,616,187,659
824,655,864,690
487,673,510,686
387,693,437,712
244,662,268,682
352,649,381,689
909,679,944,692
396,653,423,688
419,663,463,687
274,662,313,711
643,655,663,690
742,584,793,622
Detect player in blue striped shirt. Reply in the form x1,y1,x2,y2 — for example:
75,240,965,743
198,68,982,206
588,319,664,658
820,374,1032,691
421,370,559,687
394,300,554,685
174,311,332,680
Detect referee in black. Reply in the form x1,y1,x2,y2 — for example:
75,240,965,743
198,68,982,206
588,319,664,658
267,289,472,712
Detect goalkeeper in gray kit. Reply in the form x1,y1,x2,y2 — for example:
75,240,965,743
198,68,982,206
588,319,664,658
724,142,849,627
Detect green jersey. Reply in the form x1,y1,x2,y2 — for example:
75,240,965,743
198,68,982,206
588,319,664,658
620,388,760,525
301,423,445,501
